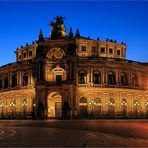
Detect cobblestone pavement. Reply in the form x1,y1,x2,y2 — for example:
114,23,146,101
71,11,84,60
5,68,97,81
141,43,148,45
0,120,148,147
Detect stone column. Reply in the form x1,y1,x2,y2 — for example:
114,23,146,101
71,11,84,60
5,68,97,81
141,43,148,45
9,71,12,88
17,70,21,86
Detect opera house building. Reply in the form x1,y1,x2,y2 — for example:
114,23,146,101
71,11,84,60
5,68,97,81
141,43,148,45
0,16,148,119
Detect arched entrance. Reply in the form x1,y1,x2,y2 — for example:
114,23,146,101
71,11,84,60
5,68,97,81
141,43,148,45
121,98,128,118
47,92,62,118
93,97,102,118
79,97,87,118
107,98,115,118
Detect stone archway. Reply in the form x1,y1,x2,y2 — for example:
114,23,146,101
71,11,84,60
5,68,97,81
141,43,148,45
47,92,62,118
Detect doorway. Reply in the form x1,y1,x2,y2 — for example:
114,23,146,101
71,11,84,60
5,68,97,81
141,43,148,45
47,92,62,118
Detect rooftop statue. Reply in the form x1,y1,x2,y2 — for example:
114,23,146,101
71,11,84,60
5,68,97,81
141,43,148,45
50,16,66,39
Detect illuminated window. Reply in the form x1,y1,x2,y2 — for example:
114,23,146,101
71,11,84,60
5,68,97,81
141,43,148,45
108,71,116,85
81,46,86,52
121,72,128,86
78,71,86,84
93,71,101,84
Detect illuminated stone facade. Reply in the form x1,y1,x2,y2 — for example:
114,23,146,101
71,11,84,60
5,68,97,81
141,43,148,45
0,16,148,119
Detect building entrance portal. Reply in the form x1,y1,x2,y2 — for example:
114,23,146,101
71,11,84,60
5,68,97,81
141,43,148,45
47,92,62,118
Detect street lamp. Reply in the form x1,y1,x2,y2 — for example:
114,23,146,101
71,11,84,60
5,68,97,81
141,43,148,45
0,103,5,118
88,100,96,118
32,103,36,119
133,101,140,118
121,101,127,118
10,101,16,118
145,102,148,117
22,101,27,118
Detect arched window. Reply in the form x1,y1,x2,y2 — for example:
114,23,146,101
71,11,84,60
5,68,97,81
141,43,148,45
78,71,86,84
121,72,128,86
79,97,87,103
22,73,28,86
94,97,101,104
108,98,115,104
121,98,127,104
108,72,116,85
93,71,101,84
12,72,17,87
132,74,137,87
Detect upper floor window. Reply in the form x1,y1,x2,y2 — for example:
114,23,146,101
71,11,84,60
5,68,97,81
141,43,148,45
18,55,21,59
78,70,86,84
22,72,28,86
12,72,17,87
132,74,137,87
81,46,86,52
29,51,32,56
108,71,116,85
23,53,27,58
93,71,101,84
92,46,97,53
121,72,128,86
100,47,105,53
52,66,66,82
109,48,113,54
117,50,120,55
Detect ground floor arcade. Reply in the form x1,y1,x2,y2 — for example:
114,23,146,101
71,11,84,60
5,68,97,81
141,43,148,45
0,87,148,119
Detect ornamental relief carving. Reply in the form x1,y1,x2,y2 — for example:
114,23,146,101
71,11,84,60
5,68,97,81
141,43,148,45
46,47,65,60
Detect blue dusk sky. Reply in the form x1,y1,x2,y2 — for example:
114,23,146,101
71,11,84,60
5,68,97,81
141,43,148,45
0,1,148,66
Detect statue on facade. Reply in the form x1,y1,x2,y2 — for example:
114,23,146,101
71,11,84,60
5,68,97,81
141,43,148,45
50,16,66,39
